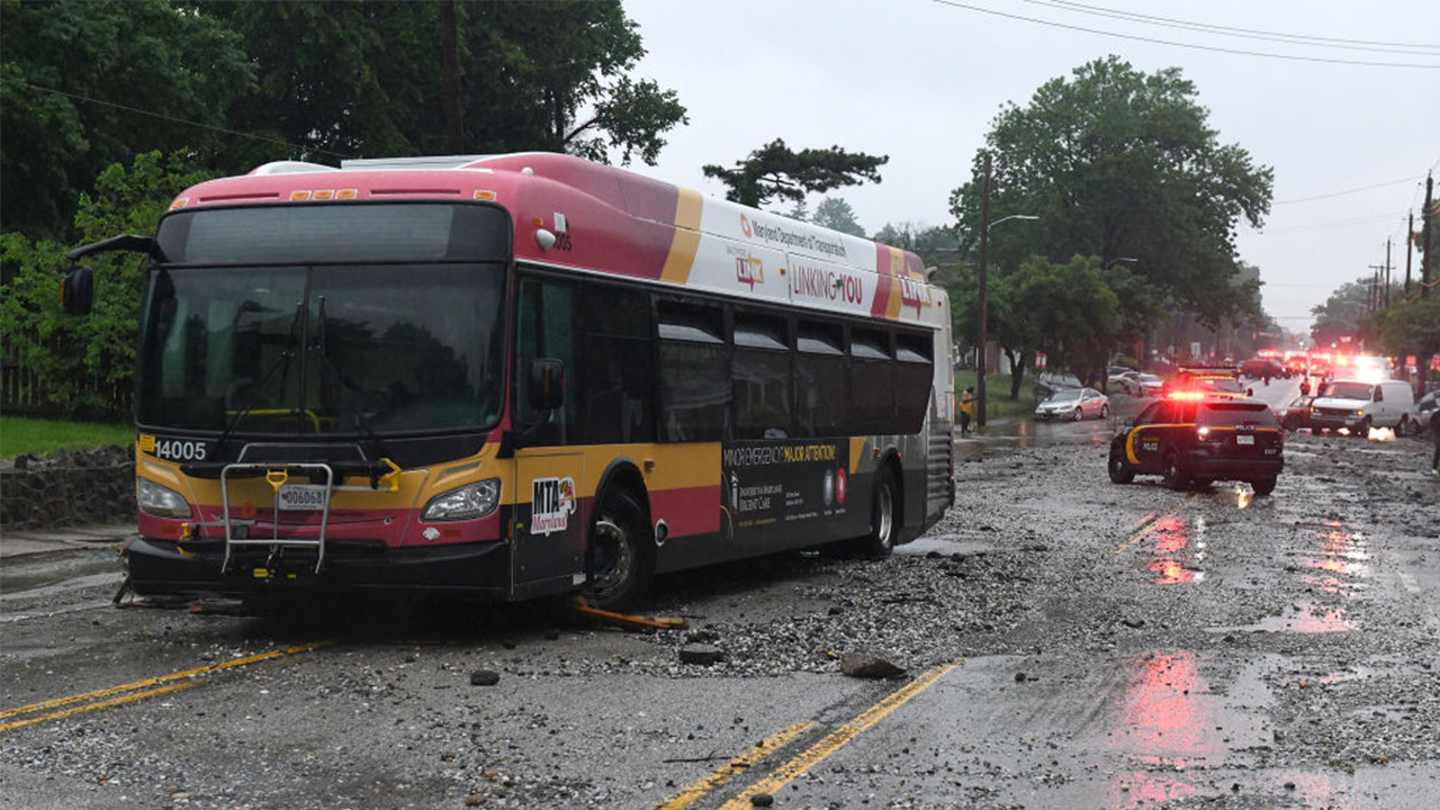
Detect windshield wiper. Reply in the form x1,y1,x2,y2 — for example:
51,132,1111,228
215,301,305,452
309,295,387,462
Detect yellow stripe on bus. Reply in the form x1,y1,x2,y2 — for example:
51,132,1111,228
660,187,703,285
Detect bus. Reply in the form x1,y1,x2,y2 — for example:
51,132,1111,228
62,153,955,610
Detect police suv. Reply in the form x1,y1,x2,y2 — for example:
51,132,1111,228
1108,393,1284,495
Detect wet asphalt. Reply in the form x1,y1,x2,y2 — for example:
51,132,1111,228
2,377,1438,810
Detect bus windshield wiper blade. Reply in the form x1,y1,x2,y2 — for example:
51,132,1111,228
311,295,386,461
214,301,305,452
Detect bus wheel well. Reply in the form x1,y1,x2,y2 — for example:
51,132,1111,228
594,464,651,533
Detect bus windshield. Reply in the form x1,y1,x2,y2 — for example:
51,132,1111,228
137,262,507,435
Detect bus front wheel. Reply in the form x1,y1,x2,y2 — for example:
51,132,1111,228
857,467,899,559
582,488,654,612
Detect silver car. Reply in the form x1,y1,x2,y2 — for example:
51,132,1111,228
1035,387,1110,421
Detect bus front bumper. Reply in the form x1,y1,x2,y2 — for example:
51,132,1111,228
123,536,513,601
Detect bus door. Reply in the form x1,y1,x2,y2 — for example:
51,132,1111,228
511,273,585,599
512,450,585,599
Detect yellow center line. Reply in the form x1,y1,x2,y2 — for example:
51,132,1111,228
647,720,815,810
716,661,961,809
0,641,329,732
0,681,200,733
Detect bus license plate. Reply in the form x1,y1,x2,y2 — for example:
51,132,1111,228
1236,435,1255,445
278,484,329,511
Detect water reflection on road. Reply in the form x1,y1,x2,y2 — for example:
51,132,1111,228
1106,650,1217,808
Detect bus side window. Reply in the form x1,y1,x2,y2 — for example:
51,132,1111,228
732,310,792,439
581,282,654,444
516,275,580,444
795,320,846,437
850,327,893,434
895,330,933,434
656,299,730,442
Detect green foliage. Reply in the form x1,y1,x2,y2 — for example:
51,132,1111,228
812,197,867,238
0,152,211,418
3,1,686,239
201,0,686,167
949,56,1273,330
1380,296,1440,360
0,0,253,239
703,138,888,209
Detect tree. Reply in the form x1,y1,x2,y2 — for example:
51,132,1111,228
0,152,213,417
948,56,1273,330
1311,278,1384,348
206,0,687,167
0,0,252,239
703,138,887,209
1380,296,1440,382
812,197,866,237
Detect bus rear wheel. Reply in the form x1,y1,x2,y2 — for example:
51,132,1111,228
582,488,653,612
856,466,898,559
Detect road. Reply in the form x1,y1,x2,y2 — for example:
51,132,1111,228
3,383,1438,810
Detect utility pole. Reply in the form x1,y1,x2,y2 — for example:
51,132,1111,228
977,152,992,427
1368,264,1382,311
1423,172,1434,301
439,0,465,154
1405,210,1414,298
1385,238,1392,308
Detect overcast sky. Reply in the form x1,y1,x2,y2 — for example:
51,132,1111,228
622,0,1440,334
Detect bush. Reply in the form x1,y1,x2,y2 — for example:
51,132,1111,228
0,151,212,419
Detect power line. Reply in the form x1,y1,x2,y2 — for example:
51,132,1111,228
1274,176,1424,205
1026,0,1440,54
0,78,355,161
932,1,1440,68
1255,211,1409,236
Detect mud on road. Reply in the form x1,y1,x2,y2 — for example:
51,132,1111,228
2,429,1438,809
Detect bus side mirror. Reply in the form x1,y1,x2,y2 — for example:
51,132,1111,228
529,358,565,412
61,265,94,315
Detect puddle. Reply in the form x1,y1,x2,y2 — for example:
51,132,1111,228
1105,650,1217,807
1209,600,1357,634
1300,522,1371,596
1136,514,1205,585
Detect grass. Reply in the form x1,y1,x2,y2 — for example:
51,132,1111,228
0,416,133,459
953,370,1038,421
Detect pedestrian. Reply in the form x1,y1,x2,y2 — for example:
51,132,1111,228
1299,378,1311,397
959,386,974,435
1430,406,1440,476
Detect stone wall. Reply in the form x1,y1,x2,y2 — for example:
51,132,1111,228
0,445,135,529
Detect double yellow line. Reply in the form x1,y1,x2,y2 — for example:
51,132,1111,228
649,661,960,810
0,642,328,733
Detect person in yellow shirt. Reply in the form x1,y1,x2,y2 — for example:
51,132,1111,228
959,386,974,434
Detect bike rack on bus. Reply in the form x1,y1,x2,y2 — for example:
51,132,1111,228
219,461,337,576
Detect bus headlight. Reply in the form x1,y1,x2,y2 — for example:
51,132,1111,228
422,479,501,521
137,478,192,519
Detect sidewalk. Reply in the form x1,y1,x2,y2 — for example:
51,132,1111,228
0,522,136,559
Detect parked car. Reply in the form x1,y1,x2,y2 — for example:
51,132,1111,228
1106,366,1136,383
1034,371,1083,401
1277,395,1315,431
1415,390,1438,432
1115,371,1163,397
1108,395,1284,494
1309,378,1416,436
1035,387,1110,421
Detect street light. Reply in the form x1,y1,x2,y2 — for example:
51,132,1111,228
1105,256,1138,269
975,153,1038,428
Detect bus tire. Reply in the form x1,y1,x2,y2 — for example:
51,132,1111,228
582,488,653,612
857,466,899,559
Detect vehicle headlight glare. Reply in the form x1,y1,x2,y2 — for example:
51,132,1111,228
422,478,501,521
137,477,192,519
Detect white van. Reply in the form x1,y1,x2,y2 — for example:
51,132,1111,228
1309,378,1416,435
